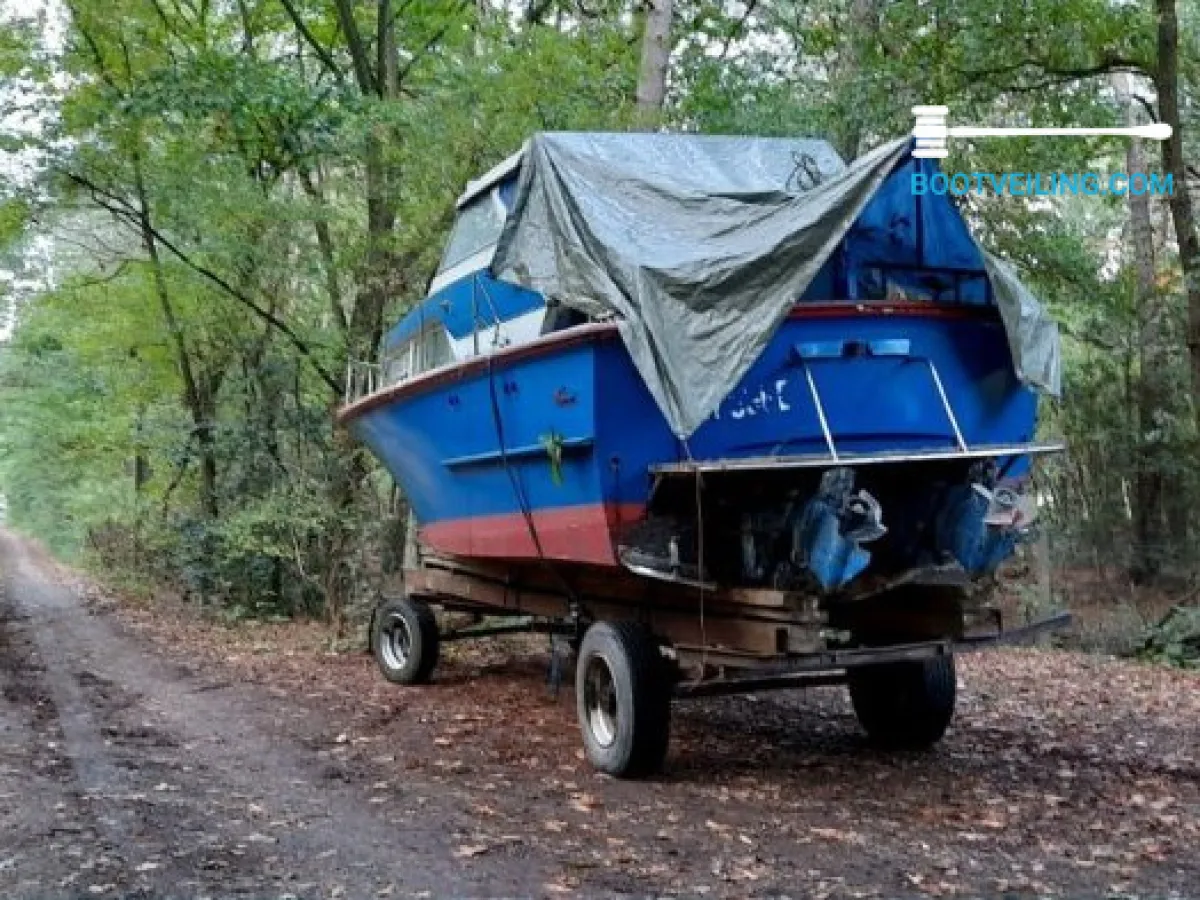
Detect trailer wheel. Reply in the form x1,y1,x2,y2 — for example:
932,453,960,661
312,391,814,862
372,596,440,685
848,654,956,749
576,622,671,778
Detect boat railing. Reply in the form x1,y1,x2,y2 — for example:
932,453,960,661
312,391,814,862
345,360,384,404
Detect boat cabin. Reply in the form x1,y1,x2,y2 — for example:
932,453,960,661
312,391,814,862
377,146,1000,398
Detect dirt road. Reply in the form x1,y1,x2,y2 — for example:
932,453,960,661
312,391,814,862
2,529,1199,899
0,532,537,898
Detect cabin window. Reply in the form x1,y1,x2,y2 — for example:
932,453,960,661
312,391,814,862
381,323,452,385
417,322,452,371
437,189,507,276
382,344,412,384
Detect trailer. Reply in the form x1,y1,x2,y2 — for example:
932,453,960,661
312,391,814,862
371,550,1068,776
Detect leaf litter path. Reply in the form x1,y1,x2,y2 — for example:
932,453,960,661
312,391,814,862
3,528,1199,899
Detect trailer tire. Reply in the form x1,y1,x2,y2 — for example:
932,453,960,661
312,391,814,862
576,621,671,778
848,654,956,749
372,596,440,685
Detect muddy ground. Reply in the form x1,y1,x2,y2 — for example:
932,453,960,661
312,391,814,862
1,529,1198,899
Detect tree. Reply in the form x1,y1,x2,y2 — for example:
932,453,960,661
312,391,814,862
0,0,643,626
635,0,673,127
1155,0,1200,429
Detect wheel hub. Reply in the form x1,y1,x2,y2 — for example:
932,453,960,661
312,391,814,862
583,655,619,748
379,612,412,670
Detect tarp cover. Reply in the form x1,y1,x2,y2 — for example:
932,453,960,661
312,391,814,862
491,132,1061,437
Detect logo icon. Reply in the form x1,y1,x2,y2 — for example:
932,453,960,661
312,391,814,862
911,105,1172,159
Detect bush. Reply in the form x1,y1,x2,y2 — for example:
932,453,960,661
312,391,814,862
1138,605,1200,668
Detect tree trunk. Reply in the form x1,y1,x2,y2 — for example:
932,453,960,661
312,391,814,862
1122,76,1166,582
634,0,672,128
318,0,404,634
1156,0,1200,429
133,158,219,522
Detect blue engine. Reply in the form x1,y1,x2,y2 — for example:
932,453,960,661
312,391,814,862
735,463,1034,593
740,468,887,593
935,479,1032,576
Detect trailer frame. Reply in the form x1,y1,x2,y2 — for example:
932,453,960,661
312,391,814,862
368,552,1070,777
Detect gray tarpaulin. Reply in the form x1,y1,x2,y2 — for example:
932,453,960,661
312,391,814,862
983,252,1063,398
491,132,1061,438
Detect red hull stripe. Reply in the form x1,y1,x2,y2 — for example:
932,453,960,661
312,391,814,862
788,302,999,321
421,503,646,567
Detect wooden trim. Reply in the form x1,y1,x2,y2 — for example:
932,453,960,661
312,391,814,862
338,321,620,424
407,563,824,657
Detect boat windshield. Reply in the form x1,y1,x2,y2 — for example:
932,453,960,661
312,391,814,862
437,191,506,276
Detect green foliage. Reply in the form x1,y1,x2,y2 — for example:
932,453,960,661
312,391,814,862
0,0,648,624
0,197,29,246
1138,606,1200,667
541,432,565,486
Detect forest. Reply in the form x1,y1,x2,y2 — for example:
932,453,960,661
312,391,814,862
1,0,1198,655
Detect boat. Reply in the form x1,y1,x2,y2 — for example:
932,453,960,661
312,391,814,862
339,132,1068,777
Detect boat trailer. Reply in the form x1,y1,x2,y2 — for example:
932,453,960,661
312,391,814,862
370,553,1070,776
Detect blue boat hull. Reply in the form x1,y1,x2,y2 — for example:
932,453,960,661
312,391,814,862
342,305,1038,573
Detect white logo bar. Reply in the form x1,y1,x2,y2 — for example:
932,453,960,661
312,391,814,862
912,105,1172,159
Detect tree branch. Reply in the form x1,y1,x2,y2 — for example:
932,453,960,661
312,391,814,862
958,56,1150,89
299,169,348,336
396,11,463,88
377,0,398,97
64,3,122,93
61,169,343,396
277,0,346,82
67,259,133,288
160,435,195,519
146,0,189,62
523,0,555,25
235,0,255,54
718,0,758,61
1057,320,1122,353
333,0,376,95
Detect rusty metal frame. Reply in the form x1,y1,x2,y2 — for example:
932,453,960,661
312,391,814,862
670,610,1071,699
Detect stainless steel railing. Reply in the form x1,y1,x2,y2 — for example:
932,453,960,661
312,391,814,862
344,360,383,404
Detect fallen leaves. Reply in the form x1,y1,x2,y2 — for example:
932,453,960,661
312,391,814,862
809,826,865,846
84,579,1200,900
567,792,600,813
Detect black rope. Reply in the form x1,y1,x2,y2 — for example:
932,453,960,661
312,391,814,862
483,337,582,612
787,152,824,192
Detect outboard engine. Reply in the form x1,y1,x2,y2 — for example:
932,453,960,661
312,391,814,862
739,467,887,592
935,461,1037,576
793,468,886,591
